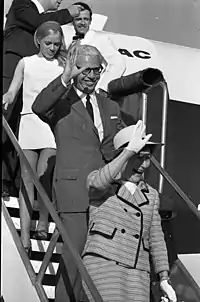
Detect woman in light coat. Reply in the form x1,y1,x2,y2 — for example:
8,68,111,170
82,120,177,302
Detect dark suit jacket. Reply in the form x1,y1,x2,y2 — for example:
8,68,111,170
4,0,72,78
32,76,125,212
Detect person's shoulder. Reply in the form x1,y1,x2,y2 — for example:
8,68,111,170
96,92,116,104
146,183,158,196
23,54,39,62
91,30,109,43
107,96,121,109
12,0,35,9
97,93,120,113
61,24,74,40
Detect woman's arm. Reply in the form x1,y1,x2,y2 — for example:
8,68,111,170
3,59,24,110
12,0,80,32
87,148,134,190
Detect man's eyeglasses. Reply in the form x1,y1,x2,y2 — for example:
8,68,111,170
77,65,103,76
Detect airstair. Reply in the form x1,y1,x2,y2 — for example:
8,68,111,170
1,76,200,301
2,196,60,301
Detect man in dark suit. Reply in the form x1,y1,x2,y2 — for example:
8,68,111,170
32,44,125,302
2,0,83,197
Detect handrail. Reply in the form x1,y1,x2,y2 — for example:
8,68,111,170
142,81,169,194
2,115,103,302
175,259,200,299
141,92,148,124
158,81,168,193
2,114,200,301
36,228,60,284
2,201,48,301
151,155,200,221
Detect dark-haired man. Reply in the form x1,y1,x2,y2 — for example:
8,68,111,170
62,1,126,94
2,0,83,197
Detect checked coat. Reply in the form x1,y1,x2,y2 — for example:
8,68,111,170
82,181,169,301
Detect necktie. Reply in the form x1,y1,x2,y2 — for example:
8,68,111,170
86,94,94,122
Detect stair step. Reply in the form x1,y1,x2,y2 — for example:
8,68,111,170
30,239,62,254
4,197,41,210
6,206,55,223
3,197,20,208
16,230,63,243
11,216,57,234
4,197,60,301
43,285,55,299
42,274,56,286
27,250,61,263
31,260,59,275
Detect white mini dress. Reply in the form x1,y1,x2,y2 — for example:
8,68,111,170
18,55,63,150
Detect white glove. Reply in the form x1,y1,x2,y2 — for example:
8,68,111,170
126,120,152,153
160,280,177,302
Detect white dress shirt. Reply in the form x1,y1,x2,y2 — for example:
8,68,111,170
31,0,44,13
75,88,104,142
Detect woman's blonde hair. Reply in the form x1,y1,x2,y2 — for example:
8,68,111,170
34,21,67,67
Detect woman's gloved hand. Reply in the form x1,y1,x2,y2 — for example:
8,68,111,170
160,279,177,302
125,120,152,153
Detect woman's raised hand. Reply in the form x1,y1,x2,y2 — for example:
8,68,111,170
126,120,152,153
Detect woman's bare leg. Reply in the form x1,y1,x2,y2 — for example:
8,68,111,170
36,148,56,234
19,149,38,248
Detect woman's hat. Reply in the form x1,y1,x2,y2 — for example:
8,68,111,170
113,125,163,151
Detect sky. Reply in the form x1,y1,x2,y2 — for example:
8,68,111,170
4,0,200,49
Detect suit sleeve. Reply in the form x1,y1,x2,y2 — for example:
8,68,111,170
32,75,70,126
97,35,126,91
149,191,169,274
13,0,72,32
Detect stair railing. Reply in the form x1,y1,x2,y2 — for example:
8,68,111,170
2,115,103,302
2,94,200,300
141,80,200,299
151,155,200,221
141,81,169,194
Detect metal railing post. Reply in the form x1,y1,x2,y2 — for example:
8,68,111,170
158,82,168,193
142,81,168,193
141,92,148,124
36,228,60,284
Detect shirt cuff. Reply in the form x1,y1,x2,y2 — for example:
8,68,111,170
61,76,70,88
159,270,169,281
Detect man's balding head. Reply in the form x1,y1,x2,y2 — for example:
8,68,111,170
74,45,104,93
76,45,103,66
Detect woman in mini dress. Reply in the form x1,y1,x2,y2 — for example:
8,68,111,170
3,21,68,252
